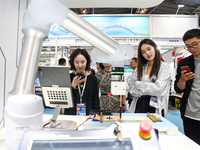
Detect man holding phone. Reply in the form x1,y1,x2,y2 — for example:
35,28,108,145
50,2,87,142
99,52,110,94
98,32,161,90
174,28,200,145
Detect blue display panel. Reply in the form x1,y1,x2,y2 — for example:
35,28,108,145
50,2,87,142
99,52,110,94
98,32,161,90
31,138,133,150
49,16,150,37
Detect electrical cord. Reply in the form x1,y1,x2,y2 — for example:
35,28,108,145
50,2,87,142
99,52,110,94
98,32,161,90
76,115,93,130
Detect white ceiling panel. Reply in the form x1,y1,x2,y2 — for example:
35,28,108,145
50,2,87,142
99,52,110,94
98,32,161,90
58,0,164,8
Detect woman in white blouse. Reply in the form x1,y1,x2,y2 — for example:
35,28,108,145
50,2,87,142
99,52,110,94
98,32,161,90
128,39,171,117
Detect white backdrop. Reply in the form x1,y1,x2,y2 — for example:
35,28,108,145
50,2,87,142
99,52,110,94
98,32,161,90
0,0,27,127
152,15,198,38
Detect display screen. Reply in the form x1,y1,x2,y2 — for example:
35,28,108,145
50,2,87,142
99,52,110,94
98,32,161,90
49,16,150,37
31,138,133,150
37,66,71,88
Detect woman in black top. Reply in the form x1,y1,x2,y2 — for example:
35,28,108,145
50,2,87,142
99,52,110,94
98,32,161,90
64,48,100,115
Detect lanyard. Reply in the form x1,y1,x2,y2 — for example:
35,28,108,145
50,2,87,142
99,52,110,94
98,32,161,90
78,72,87,103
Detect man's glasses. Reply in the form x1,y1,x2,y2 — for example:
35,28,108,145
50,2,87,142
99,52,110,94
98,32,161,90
184,41,200,50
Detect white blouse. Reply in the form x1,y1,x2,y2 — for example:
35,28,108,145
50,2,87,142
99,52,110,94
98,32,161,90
128,61,171,117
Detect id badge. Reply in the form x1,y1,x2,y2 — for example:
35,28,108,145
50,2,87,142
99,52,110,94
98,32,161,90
76,103,86,116
150,96,158,108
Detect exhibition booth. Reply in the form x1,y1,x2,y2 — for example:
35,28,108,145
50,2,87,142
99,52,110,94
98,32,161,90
41,15,198,67
0,0,200,150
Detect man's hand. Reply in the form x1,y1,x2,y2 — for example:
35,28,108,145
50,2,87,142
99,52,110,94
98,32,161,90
177,70,195,90
180,70,195,82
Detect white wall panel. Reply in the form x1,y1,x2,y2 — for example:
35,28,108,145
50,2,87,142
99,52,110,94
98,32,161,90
0,0,28,127
0,47,6,126
152,15,198,38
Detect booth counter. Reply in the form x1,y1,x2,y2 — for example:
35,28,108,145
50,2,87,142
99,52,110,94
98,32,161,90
0,113,199,150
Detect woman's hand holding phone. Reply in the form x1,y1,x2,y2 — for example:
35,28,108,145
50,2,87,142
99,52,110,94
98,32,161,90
71,72,86,89
75,72,85,79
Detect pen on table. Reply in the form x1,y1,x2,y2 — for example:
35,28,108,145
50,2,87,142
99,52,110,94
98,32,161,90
100,112,103,123
120,95,122,119
147,112,157,122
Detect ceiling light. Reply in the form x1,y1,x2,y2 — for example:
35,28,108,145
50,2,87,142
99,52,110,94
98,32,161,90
176,4,184,14
178,4,185,8
136,8,148,14
80,8,90,14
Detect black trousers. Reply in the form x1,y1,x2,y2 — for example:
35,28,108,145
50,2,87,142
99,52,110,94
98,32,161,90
183,116,200,145
135,96,155,113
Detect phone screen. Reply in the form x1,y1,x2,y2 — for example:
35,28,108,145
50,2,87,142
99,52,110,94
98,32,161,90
181,66,191,73
75,72,85,79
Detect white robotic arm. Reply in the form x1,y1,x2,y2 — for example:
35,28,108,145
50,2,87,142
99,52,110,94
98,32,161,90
11,0,134,95
24,0,118,54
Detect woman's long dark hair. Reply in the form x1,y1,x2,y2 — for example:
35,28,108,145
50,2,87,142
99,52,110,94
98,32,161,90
69,48,91,71
137,39,163,80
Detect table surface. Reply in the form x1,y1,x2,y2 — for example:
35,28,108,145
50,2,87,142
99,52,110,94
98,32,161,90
0,113,199,150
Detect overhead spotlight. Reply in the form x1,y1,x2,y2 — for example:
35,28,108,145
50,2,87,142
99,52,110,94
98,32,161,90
176,4,185,14
178,4,185,8
80,8,90,14
136,8,148,14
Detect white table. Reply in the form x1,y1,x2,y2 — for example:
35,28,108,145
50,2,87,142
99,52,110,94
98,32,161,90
0,114,199,150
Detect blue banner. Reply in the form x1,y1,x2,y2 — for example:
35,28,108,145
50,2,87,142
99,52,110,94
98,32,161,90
49,16,150,37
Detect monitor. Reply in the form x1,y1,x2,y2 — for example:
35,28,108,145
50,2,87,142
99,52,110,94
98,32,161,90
19,130,134,150
37,66,73,108
38,66,71,88
31,138,133,150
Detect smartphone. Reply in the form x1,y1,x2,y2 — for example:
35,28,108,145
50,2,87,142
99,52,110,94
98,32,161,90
181,66,192,73
75,72,85,79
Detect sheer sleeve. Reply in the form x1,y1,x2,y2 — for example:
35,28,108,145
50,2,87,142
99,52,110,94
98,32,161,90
129,62,171,97
128,69,142,97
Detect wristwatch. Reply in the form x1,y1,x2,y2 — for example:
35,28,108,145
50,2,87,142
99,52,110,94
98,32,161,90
122,104,126,107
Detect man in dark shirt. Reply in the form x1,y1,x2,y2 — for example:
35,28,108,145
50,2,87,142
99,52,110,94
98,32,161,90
174,28,200,145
